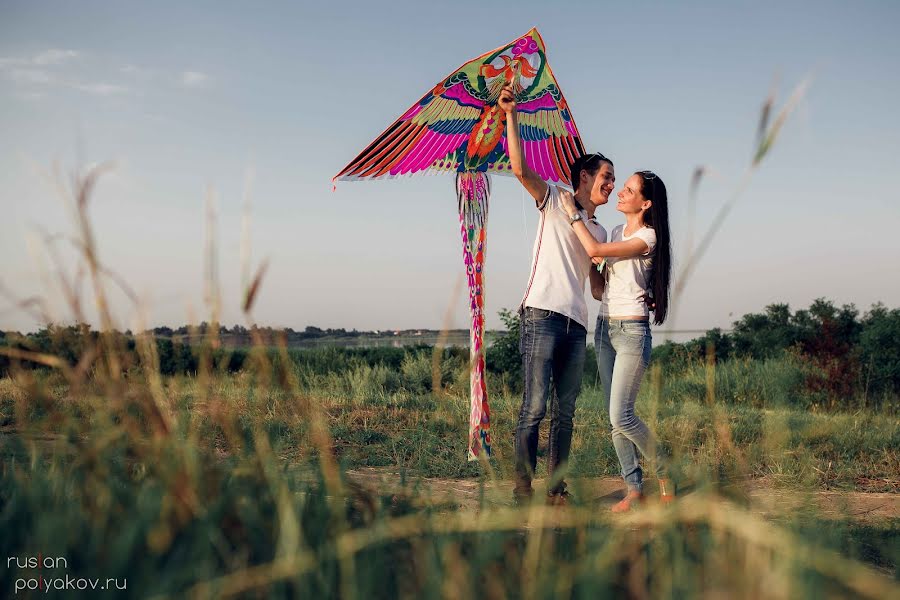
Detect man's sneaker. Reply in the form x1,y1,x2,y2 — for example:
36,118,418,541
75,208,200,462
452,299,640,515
611,490,644,513
546,490,572,506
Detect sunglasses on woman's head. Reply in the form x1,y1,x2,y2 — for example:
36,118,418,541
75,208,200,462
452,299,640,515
637,170,658,180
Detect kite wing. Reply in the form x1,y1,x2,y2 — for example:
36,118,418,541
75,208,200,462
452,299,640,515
334,27,585,185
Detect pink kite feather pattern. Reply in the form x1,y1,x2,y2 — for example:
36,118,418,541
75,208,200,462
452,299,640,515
334,27,586,460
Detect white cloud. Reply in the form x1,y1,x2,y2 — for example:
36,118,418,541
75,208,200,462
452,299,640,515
13,91,46,101
181,70,210,88
119,64,156,77
0,48,80,69
32,49,80,66
0,49,77,90
73,82,129,96
8,68,54,85
1,50,206,98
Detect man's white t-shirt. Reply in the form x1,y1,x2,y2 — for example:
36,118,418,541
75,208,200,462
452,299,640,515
600,224,657,318
520,185,607,329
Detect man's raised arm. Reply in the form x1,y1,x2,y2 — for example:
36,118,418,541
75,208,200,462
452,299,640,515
499,85,548,207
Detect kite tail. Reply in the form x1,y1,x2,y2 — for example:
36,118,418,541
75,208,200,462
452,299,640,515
457,171,491,461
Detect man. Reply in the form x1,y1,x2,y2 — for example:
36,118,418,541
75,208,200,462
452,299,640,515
498,85,615,504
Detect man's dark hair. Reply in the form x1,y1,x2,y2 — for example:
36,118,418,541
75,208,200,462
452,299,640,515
569,152,613,192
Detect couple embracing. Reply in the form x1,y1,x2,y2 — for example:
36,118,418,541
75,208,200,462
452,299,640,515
499,86,674,510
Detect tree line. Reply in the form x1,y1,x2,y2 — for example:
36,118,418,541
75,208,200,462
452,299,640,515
1,298,897,407
652,299,899,403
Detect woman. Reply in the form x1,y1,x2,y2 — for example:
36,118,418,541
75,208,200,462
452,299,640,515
561,171,674,511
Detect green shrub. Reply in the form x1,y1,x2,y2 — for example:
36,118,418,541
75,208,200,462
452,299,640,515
859,303,900,400
400,353,433,393
485,308,521,379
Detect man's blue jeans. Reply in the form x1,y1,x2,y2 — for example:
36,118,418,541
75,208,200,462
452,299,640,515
596,316,665,493
514,307,586,496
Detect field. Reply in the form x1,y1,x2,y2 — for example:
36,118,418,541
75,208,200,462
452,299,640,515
1,341,897,599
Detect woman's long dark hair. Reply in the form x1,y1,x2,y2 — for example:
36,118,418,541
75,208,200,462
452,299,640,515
638,171,672,325
569,152,613,192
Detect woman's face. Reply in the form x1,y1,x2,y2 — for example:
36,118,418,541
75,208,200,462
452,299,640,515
616,174,651,214
587,162,615,205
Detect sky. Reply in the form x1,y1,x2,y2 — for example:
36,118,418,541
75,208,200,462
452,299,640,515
1,0,899,337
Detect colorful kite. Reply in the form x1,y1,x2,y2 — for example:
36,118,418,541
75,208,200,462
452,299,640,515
334,27,585,460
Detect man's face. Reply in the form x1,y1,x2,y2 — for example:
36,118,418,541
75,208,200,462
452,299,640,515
588,162,615,206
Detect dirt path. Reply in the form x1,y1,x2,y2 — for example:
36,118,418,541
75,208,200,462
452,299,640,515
3,430,895,522
346,467,900,522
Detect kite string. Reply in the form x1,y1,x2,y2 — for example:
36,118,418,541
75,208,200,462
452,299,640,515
521,186,528,257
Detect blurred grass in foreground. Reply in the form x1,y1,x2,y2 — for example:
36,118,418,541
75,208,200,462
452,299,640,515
1,344,897,598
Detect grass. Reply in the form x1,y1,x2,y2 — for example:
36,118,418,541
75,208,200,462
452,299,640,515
6,349,895,489
2,363,898,598
66,349,889,490
1,349,898,598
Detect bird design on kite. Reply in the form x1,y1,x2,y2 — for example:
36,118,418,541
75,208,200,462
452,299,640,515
334,28,586,460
